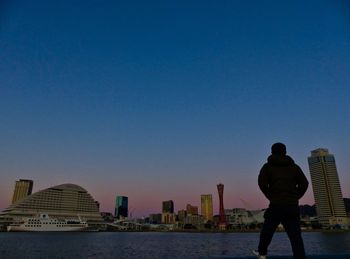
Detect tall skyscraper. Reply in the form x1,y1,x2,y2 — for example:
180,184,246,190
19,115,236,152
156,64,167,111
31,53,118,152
308,148,348,228
201,194,213,221
162,200,174,213
162,200,175,224
115,196,128,219
12,179,33,204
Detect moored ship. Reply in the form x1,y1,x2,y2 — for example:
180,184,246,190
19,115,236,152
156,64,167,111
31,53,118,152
7,213,88,232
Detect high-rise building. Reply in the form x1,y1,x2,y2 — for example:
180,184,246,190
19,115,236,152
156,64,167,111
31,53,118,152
201,194,213,221
162,200,174,213
308,148,348,228
12,179,33,204
115,196,128,219
186,204,198,215
161,200,175,224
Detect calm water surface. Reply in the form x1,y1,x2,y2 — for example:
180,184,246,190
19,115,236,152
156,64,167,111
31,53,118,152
1,232,350,258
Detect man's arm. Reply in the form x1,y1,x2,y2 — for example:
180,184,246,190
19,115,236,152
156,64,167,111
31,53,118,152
258,164,270,200
295,165,309,199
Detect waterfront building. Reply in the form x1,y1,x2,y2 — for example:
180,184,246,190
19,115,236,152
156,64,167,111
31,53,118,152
201,194,213,221
162,200,174,213
101,212,114,222
12,179,33,204
249,209,265,224
225,208,250,227
115,196,128,219
224,208,265,228
308,148,348,228
162,212,176,224
186,204,198,215
161,200,175,224
0,183,102,226
177,209,187,222
184,214,205,226
149,213,162,224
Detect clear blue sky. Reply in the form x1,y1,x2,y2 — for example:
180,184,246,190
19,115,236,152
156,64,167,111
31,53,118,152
1,0,350,216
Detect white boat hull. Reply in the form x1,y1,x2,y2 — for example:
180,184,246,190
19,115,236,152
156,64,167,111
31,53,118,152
7,213,89,232
7,225,88,232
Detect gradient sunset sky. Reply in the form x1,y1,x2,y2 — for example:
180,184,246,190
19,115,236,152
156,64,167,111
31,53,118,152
1,0,350,217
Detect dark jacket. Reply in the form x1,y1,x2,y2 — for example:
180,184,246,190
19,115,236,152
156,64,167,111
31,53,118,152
258,154,309,205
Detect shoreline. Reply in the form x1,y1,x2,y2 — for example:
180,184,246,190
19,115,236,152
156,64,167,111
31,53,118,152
101,229,348,234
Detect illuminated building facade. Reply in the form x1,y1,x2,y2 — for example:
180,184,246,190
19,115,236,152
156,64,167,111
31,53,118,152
201,194,213,221
308,148,348,228
1,184,102,225
115,196,128,219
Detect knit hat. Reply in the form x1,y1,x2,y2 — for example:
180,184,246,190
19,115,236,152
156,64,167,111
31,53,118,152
271,142,287,155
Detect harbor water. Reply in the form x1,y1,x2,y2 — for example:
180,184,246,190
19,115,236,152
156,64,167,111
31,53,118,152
1,232,350,258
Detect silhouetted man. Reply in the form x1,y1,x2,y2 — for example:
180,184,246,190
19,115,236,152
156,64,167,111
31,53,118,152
254,143,308,259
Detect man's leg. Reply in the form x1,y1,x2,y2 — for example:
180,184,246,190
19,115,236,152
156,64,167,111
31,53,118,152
258,208,280,256
281,207,306,259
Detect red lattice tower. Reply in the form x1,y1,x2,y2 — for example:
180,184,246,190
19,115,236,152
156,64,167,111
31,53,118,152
217,183,226,226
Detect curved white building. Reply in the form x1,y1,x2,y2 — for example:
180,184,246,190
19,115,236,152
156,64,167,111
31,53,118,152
1,184,102,226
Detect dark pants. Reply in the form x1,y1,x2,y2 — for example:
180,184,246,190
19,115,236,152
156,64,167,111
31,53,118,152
258,204,306,259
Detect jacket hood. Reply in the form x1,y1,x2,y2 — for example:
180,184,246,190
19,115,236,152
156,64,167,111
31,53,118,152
267,154,294,166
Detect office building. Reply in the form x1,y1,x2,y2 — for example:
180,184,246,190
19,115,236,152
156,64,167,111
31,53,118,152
12,179,33,204
177,209,187,222
162,200,174,213
184,214,204,226
115,196,128,219
308,148,348,228
186,204,198,215
201,194,213,221
161,200,175,224
161,212,176,224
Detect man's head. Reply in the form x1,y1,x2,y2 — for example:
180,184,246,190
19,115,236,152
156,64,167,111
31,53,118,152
271,142,287,155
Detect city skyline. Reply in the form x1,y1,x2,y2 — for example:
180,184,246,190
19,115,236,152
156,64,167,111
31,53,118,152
1,162,347,219
1,1,350,218
1,145,350,218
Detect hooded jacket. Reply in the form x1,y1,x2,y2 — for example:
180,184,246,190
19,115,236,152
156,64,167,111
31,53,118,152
258,154,309,205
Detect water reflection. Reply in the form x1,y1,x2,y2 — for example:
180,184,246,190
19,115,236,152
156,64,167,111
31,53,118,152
0,232,349,258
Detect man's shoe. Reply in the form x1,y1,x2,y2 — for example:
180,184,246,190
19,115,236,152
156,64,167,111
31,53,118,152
252,250,266,259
